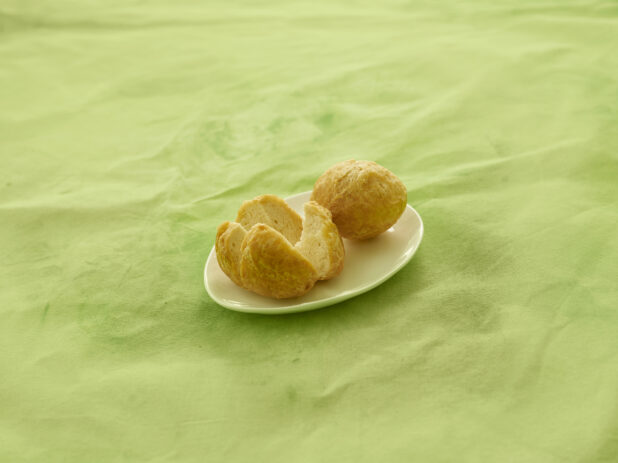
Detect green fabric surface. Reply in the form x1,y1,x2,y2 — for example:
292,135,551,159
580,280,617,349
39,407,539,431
1,1,617,461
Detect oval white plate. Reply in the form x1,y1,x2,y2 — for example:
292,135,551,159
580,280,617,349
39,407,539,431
204,191,423,314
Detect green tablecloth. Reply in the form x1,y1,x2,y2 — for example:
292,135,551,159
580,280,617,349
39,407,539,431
1,1,617,461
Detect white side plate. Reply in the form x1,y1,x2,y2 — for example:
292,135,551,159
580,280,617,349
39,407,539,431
204,191,423,314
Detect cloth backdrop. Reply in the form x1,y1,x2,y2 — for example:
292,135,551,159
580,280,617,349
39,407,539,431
1,1,617,461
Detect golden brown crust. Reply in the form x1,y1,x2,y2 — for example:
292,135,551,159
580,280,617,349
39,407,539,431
311,160,407,240
215,221,247,287
239,224,318,299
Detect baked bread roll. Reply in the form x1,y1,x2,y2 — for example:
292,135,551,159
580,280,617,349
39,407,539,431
236,194,303,245
311,160,407,240
215,195,344,299
295,201,344,280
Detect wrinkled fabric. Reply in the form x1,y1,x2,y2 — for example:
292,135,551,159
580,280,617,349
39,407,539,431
1,1,617,461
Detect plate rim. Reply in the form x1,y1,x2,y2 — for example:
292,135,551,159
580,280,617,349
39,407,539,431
204,191,423,314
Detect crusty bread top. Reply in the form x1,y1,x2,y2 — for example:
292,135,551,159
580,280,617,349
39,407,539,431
295,201,344,280
236,194,303,245
239,224,318,299
311,160,407,240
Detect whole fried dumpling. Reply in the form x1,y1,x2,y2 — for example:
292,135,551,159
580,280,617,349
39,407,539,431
311,160,407,240
239,224,318,299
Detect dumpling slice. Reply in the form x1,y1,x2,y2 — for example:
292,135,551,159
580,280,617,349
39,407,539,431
236,194,303,245
239,224,318,299
215,221,247,287
295,201,344,280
